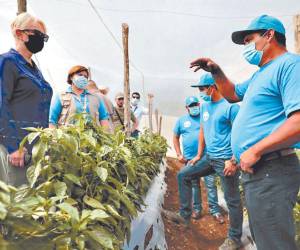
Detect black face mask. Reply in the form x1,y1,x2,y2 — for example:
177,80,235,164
24,34,44,54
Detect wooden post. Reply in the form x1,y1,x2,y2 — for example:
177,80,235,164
294,15,300,54
148,94,154,133
158,115,162,135
122,23,131,137
17,0,27,15
154,108,159,133
87,67,92,80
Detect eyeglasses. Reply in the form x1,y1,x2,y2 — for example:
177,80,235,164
21,29,49,42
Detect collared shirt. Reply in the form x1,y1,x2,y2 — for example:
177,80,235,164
232,52,300,162
201,98,240,159
173,114,201,160
0,49,53,153
49,86,108,125
131,104,148,123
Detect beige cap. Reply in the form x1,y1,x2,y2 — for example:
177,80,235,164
115,92,124,99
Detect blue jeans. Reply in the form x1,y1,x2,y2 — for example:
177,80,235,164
178,155,243,243
242,154,300,250
177,156,220,218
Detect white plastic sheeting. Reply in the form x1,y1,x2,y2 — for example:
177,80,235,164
0,0,299,116
123,163,167,250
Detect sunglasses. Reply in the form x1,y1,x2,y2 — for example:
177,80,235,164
21,29,49,42
188,103,199,108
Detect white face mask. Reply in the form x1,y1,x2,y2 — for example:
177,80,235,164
131,98,140,106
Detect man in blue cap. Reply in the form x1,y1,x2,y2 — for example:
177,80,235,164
190,15,300,250
173,96,222,223
188,73,243,250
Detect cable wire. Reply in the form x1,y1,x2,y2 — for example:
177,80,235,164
87,0,146,97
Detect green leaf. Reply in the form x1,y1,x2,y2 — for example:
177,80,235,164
61,134,78,153
90,209,110,220
57,203,79,223
105,204,124,220
0,181,10,193
83,195,105,210
64,174,82,187
31,140,47,163
85,229,114,249
0,203,7,220
95,167,108,182
54,181,67,197
98,145,113,157
26,162,42,188
121,146,132,158
65,198,78,206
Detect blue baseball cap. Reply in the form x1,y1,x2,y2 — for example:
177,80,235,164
232,15,286,45
185,96,199,106
191,73,215,88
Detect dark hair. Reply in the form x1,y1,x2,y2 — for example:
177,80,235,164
132,92,140,98
258,29,286,47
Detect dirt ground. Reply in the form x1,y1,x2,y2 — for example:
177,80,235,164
162,158,229,250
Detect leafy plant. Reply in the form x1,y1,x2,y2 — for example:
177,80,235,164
0,117,167,250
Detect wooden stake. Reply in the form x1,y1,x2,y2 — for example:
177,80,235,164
148,94,154,133
122,23,131,137
154,108,159,133
158,115,162,135
88,67,92,80
294,14,300,54
17,0,27,15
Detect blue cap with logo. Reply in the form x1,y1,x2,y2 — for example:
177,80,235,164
185,96,199,106
232,14,286,45
191,73,215,88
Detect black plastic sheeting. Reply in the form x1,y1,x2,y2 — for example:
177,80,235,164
123,163,167,250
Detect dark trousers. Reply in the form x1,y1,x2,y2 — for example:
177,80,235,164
179,155,243,242
242,154,300,250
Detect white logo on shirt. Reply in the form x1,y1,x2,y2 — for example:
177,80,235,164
183,121,192,128
203,111,209,122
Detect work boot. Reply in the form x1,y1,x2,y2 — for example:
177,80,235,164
161,209,190,226
219,238,242,250
191,210,202,220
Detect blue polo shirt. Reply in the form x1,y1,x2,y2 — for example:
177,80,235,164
232,52,300,161
49,87,108,125
200,98,240,159
173,114,201,160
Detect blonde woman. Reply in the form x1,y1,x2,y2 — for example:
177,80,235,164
0,13,52,186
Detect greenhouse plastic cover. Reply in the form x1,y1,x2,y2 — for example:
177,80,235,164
0,0,299,116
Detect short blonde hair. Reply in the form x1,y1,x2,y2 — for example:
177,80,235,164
11,12,46,37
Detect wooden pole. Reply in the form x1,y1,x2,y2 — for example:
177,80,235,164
158,115,162,136
294,14,300,54
148,94,154,133
122,23,131,137
154,108,159,133
87,67,92,80
17,0,27,15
